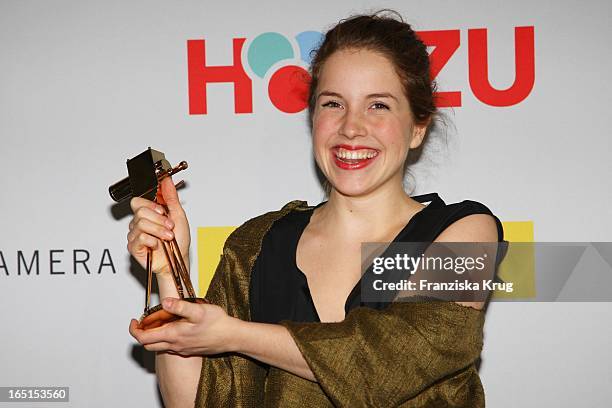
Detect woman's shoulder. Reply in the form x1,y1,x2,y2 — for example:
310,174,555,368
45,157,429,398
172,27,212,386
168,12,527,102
417,192,497,215
446,198,499,218
448,199,503,243
413,192,504,242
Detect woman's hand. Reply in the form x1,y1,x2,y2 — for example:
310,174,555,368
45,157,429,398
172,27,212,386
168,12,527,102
127,177,190,275
129,298,240,356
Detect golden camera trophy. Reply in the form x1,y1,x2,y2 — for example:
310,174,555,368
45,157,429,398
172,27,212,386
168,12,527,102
109,148,205,330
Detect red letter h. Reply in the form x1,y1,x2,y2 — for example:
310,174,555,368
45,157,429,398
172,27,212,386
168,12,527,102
188,38,252,114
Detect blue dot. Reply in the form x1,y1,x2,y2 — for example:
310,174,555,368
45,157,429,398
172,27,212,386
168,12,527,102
295,31,323,65
247,32,294,78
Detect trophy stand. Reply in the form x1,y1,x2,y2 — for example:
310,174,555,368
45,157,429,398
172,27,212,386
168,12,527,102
109,148,205,331
140,191,206,330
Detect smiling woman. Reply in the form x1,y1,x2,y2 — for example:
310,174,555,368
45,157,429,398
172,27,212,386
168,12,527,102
127,10,504,408
312,47,427,199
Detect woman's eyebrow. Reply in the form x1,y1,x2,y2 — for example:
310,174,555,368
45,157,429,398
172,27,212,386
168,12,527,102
317,91,342,99
317,91,399,101
366,92,398,101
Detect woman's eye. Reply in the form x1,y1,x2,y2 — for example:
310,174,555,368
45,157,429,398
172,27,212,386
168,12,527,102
321,101,342,108
371,102,390,110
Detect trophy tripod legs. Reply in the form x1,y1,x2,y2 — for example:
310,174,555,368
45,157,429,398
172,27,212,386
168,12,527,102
139,207,205,330
145,248,153,314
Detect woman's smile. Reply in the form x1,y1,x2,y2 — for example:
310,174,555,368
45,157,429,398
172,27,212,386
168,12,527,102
332,144,380,170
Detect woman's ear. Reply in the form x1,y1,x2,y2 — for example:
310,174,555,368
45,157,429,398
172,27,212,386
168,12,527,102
409,122,428,149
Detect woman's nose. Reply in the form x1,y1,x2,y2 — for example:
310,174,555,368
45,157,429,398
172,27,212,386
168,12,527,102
339,109,366,139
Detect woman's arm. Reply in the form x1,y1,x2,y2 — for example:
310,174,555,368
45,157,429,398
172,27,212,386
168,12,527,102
232,320,316,381
127,178,202,408
137,274,202,408
155,352,202,408
128,277,203,408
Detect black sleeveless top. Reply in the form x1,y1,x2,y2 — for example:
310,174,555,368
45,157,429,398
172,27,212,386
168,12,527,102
249,193,504,324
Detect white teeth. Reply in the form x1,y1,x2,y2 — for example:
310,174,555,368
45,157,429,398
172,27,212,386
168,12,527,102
335,148,378,160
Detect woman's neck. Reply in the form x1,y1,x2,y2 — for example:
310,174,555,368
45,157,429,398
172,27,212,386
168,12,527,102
314,183,425,242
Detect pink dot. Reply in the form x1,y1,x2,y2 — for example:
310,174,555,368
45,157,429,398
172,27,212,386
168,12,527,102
268,66,311,113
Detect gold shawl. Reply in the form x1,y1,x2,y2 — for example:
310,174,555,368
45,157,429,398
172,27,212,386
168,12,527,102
195,201,486,407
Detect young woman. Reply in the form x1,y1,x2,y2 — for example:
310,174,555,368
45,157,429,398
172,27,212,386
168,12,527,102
128,12,504,407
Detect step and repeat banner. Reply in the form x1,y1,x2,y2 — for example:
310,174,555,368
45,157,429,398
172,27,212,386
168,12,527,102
1,0,611,406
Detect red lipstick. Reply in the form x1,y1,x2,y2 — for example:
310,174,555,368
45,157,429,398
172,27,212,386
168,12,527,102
332,144,379,170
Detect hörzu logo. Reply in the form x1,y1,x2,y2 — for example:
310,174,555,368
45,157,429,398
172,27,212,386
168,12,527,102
187,26,535,114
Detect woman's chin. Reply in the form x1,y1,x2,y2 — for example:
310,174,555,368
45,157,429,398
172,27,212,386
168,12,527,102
327,172,402,198
329,182,378,198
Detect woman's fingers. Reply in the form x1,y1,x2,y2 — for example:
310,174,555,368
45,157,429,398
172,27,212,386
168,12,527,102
160,177,185,216
144,342,175,352
130,216,174,242
133,324,177,345
130,196,163,215
127,181,190,273
130,318,164,342
161,298,202,322
129,321,171,352
127,232,159,253
133,207,174,233
127,200,177,261
130,205,174,230
129,319,141,338
129,318,185,352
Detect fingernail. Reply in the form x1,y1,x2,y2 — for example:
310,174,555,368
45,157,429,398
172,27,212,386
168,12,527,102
165,219,174,229
165,230,174,239
154,206,164,215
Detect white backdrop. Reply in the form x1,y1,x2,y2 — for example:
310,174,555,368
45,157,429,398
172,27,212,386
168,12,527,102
1,0,611,406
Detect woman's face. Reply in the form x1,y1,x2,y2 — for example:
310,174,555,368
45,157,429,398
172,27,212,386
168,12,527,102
312,48,427,198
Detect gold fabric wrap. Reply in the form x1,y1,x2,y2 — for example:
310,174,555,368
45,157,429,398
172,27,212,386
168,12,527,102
195,201,486,407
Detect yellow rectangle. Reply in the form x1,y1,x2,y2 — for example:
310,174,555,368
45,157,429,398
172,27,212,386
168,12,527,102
493,221,535,299
197,226,236,297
